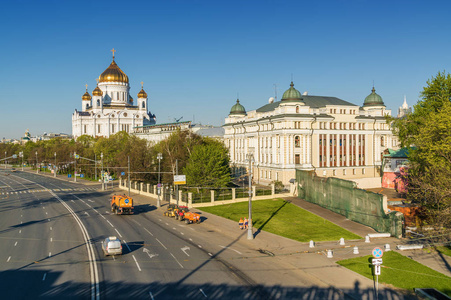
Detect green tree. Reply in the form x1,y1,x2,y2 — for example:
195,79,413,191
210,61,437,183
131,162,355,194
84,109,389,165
183,138,231,187
391,71,451,227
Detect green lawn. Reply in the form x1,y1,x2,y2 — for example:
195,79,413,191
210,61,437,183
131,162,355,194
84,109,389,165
436,245,451,257
337,251,451,296
199,199,361,242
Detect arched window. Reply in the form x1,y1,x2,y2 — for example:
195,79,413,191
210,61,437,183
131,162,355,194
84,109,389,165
142,102,145,108
296,106,300,113
97,100,100,106
86,103,89,109
295,136,300,148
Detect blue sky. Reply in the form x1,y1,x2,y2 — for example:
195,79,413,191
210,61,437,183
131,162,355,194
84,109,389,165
1,0,450,139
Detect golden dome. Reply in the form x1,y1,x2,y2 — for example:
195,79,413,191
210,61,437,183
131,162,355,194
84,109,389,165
92,85,103,96
98,60,129,84
138,88,147,98
82,91,92,101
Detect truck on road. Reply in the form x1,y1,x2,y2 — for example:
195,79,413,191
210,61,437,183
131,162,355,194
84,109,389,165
111,195,133,215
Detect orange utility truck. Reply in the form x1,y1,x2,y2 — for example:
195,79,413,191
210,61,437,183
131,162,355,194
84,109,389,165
111,195,134,215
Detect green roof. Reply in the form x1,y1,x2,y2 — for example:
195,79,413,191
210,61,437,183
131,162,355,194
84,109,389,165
256,95,356,113
363,87,385,107
229,99,246,115
384,147,411,158
281,81,302,101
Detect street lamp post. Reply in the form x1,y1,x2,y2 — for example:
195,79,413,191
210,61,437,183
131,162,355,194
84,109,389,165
74,152,77,183
4,151,6,169
21,152,23,171
95,153,97,181
101,153,104,191
35,151,38,174
128,156,131,196
157,153,163,208
246,151,255,240
54,152,57,178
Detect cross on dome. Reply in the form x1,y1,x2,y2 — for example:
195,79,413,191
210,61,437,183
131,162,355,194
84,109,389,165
141,81,144,88
111,48,116,60
85,84,88,91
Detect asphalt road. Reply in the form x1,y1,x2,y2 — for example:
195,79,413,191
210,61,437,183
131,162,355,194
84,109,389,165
0,170,264,299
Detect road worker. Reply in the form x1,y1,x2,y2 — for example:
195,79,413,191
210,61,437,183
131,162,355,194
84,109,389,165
239,217,244,230
244,218,248,229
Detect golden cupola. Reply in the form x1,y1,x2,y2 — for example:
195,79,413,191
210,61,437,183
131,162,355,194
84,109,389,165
98,50,129,84
92,85,103,96
82,86,92,100
137,82,148,98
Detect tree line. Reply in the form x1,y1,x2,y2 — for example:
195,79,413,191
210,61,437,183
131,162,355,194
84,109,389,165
0,130,232,188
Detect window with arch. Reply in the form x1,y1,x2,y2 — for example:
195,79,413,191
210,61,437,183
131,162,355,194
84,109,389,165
97,100,100,106
142,102,145,108
295,136,300,147
296,106,300,113
86,103,89,109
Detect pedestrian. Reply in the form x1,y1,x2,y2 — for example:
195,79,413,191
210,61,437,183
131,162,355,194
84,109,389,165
239,217,244,230
244,218,248,229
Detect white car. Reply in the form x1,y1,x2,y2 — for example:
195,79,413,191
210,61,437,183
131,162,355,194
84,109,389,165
101,236,122,256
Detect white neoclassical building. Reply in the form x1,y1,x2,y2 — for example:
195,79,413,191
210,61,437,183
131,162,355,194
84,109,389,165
72,50,156,139
223,82,400,187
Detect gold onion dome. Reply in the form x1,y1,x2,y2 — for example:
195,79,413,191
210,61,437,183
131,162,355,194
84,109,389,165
92,85,103,96
98,60,129,84
82,90,92,101
138,88,147,98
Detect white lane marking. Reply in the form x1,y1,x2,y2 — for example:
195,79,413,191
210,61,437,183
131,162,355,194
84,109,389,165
155,238,167,249
132,255,142,271
106,220,114,228
71,200,75,203
181,246,190,256
42,273,47,281
105,211,109,214
49,252,51,257
200,288,207,298
21,215,22,217
219,245,242,254
14,242,17,246
165,223,169,226
50,227,52,230
144,228,154,236
208,253,213,256
158,219,162,222
7,256,11,262
43,207,45,209
50,238,53,242
48,219,50,221
172,227,176,230
46,212,48,215
84,212,90,216
19,230,21,233
112,256,116,261
123,240,132,252
86,204,92,208
189,238,193,241
114,229,122,238
21,221,23,224
88,199,94,202
180,232,184,235
170,253,184,268
149,291,155,300
100,215,106,220
198,245,202,248
131,219,141,226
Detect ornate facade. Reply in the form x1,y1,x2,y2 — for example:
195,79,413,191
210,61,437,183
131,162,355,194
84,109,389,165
72,50,155,139
223,82,399,186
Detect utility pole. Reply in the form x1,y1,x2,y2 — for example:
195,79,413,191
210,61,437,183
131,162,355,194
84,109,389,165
246,151,255,240
54,152,56,178
101,153,104,191
35,151,38,174
95,153,97,181
157,153,163,208
128,156,131,196
176,159,179,206
74,152,77,182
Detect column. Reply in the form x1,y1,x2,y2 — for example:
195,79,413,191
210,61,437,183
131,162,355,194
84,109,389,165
326,133,330,167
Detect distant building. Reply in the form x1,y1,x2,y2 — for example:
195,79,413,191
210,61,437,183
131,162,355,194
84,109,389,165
224,82,400,187
72,50,156,139
397,96,412,118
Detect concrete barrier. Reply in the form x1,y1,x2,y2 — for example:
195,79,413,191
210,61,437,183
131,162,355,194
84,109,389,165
367,233,391,238
396,244,424,251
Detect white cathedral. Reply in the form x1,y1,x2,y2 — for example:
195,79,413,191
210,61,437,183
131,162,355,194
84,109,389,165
72,50,156,139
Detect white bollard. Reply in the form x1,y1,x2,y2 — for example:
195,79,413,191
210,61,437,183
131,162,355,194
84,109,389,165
365,235,371,243
339,238,345,245
309,240,315,248
353,246,359,254
327,249,333,258
384,243,391,251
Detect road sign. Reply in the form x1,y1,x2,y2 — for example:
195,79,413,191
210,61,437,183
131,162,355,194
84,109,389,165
75,154,79,159
372,247,383,258
68,174,72,178
157,183,162,188
125,199,129,204
174,175,186,185
374,264,381,275
121,172,125,176
12,154,17,159
80,174,84,178
372,258,383,265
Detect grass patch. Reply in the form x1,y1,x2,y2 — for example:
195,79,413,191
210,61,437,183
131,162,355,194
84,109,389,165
337,251,451,296
436,245,451,257
199,199,361,242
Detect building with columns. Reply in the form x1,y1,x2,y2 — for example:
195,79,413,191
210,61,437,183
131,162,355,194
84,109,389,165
223,82,399,187
72,50,155,139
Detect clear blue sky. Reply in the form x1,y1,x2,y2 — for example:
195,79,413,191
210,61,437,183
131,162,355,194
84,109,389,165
1,0,450,139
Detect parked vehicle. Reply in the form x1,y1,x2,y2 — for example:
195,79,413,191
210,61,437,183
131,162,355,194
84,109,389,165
102,236,122,256
110,195,133,215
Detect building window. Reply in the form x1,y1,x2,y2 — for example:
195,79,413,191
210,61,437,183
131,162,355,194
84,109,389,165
142,102,145,108
362,168,365,174
111,124,115,133
343,169,346,175
97,100,100,106
295,136,300,147
83,125,87,134
296,106,300,113
97,124,101,133
353,169,356,175
295,154,300,164
333,169,337,176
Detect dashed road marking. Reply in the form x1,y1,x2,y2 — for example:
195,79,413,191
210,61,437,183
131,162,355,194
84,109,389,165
106,220,114,228
198,245,202,248
49,252,51,257
14,242,17,246
144,228,153,236
7,256,11,262
50,227,52,230
200,289,207,298
114,229,122,238
208,253,213,256
42,273,47,281
170,253,184,268
149,291,155,300
123,240,132,252
132,255,141,271
156,238,167,249
19,230,21,233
